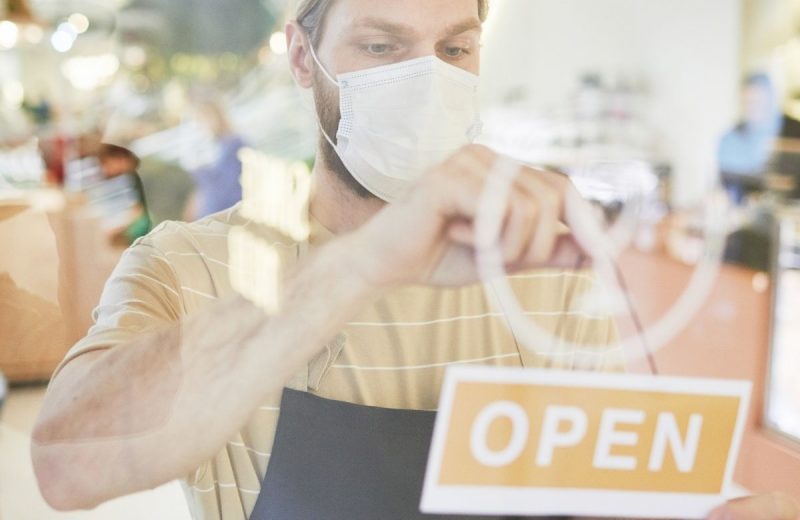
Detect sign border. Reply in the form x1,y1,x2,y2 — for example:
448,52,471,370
420,366,752,519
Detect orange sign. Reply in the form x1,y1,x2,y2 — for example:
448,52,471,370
421,367,751,519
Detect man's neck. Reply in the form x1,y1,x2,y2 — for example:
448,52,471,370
310,161,385,235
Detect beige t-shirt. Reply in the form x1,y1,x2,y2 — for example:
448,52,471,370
56,205,621,520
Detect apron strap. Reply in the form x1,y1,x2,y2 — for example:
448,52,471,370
285,332,346,392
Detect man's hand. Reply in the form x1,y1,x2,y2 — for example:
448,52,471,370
351,144,585,288
709,494,799,520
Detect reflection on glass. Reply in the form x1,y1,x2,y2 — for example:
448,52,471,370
766,207,800,443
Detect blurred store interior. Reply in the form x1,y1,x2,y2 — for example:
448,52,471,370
0,0,799,518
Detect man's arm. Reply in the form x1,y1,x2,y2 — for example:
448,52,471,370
32,145,585,511
31,233,380,511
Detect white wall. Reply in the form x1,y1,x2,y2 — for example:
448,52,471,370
742,0,797,70
480,0,743,207
743,0,800,117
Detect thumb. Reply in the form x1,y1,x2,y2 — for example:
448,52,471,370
708,493,799,520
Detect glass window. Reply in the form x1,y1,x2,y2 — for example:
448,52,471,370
765,206,800,444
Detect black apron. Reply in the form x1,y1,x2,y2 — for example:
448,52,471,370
250,388,563,520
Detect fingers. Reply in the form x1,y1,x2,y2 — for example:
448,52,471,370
520,234,585,271
512,169,561,265
494,162,579,269
440,150,539,265
447,219,475,246
430,144,583,270
501,190,539,265
708,493,800,520
437,145,496,220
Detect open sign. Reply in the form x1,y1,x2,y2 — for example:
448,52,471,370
421,367,751,519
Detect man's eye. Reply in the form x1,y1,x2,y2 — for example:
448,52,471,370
442,46,468,59
364,43,393,56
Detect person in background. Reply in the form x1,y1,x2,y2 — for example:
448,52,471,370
186,98,246,220
38,130,151,245
96,144,152,246
718,73,783,204
766,95,800,201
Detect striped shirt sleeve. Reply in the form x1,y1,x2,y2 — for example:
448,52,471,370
52,235,185,380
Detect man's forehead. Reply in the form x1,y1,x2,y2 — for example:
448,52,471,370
331,0,482,38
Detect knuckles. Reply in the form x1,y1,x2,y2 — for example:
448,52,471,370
419,147,575,214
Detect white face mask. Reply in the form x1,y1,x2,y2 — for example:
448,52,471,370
309,45,483,202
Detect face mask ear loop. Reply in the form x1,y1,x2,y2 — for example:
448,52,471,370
307,39,339,87
317,120,338,149
292,33,340,149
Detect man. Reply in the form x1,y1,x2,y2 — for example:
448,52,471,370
31,1,798,519
186,95,246,220
718,73,782,204
96,144,153,245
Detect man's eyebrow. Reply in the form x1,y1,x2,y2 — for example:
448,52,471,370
442,18,483,38
351,17,482,39
353,17,418,37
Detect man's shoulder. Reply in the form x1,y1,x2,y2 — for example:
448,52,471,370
132,203,303,287
135,205,246,255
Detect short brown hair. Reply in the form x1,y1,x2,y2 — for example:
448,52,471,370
297,0,489,46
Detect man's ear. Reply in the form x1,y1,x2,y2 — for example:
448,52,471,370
286,21,314,89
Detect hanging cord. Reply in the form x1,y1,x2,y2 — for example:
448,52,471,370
612,258,660,376
553,252,660,376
